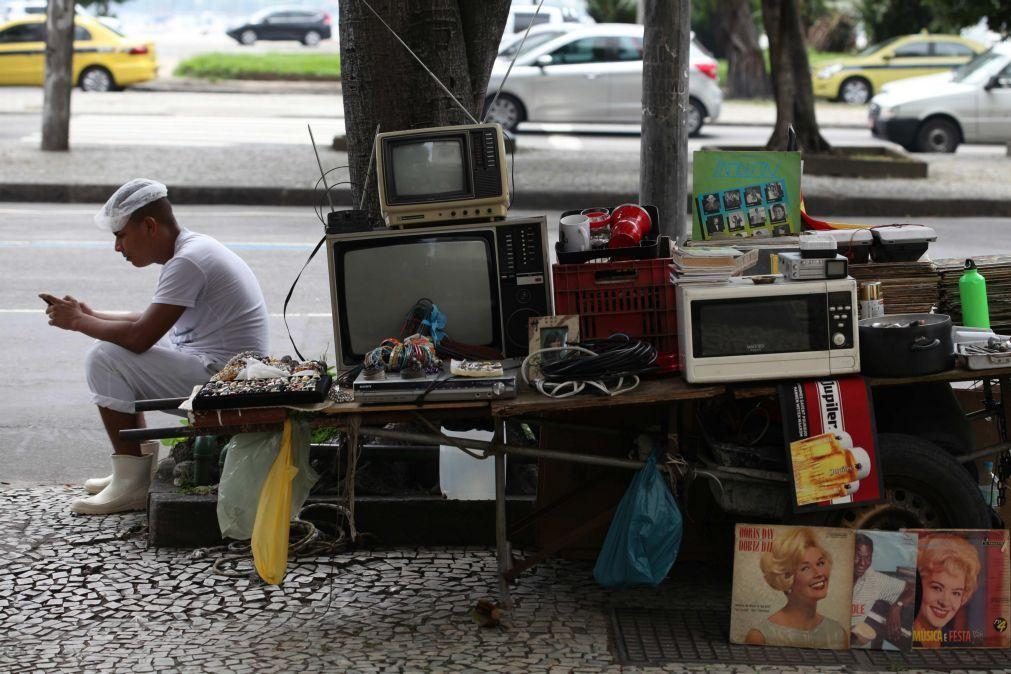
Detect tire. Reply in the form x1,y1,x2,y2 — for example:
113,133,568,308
240,29,257,46
915,118,960,153
302,30,321,47
687,98,705,137
823,433,991,530
483,93,525,133
838,77,872,105
79,66,115,92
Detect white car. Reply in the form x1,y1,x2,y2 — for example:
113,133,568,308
869,41,1011,152
485,23,722,136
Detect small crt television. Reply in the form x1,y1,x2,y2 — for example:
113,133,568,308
375,122,509,228
326,216,552,369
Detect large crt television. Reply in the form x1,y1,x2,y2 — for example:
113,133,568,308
375,123,509,228
326,216,552,369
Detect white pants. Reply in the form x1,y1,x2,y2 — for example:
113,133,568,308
85,340,220,414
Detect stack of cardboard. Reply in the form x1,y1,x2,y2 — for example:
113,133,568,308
936,255,1011,332
670,246,759,284
849,261,938,315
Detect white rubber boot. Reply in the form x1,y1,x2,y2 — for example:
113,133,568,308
84,440,160,494
71,454,153,515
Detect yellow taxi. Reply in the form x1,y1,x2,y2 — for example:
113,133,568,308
0,14,157,91
812,33,985,104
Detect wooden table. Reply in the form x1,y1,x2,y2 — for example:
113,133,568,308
124,364,1011,605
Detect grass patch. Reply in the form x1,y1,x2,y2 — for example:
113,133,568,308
174,52,341,81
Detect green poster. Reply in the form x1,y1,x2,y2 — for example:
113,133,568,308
692,150,802,241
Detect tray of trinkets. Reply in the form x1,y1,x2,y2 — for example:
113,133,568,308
193,352,331,410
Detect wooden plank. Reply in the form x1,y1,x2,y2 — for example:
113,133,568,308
319,399,490,416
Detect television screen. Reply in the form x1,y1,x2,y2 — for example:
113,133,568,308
341,237,496,357
391,139,468,198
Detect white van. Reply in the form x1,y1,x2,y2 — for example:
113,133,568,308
869,41,1011,152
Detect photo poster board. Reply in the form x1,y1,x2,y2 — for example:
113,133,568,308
691,150,801,241
904,529,1011,649
730,524,854,649
851,530,918,651
778,376,884,514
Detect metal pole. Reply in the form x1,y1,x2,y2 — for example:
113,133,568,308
493,417,512,609
362,427,646,470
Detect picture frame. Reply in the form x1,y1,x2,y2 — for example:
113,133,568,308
527,315,580,379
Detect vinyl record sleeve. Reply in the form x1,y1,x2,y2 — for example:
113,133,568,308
851,530,918,651
904,529,1011,649
730,524,854,649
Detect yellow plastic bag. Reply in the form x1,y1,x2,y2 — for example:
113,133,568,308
251,418,299,585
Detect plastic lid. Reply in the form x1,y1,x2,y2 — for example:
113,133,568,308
966,259,977,270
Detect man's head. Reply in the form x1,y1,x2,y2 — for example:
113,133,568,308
854,533,874,580
95,179,179,267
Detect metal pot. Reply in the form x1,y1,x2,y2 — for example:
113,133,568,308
859,313,954,378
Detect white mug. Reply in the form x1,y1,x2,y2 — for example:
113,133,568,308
559,214,591,253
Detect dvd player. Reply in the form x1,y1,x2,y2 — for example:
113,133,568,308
352,370,517,404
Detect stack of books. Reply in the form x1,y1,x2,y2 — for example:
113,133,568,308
670,246,759,284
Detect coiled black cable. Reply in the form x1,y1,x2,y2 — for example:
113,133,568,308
540,336,657,382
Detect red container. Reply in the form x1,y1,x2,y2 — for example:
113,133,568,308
552,257,679,371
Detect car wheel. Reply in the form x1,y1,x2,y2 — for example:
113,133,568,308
915,118,960,153
79,66,115,93
813,434,991,530
687,98,705,137
483,93,525,133
303,30,322,47
839,77,872,105
240,29,257,46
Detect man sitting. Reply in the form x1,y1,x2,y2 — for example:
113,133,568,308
43,179,269,514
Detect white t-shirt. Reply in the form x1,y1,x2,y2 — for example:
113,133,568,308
852,567,906,623
152,228,269,365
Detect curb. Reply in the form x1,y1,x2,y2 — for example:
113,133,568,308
2,183,1009,218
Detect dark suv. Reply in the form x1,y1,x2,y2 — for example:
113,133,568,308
226,7,332,47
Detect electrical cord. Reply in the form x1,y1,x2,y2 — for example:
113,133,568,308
521,337,657,398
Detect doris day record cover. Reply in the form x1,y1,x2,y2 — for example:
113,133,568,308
730,524,854,650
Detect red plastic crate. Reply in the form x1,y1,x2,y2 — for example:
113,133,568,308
552,257,679,370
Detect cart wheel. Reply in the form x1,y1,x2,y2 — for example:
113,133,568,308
795,433,991,530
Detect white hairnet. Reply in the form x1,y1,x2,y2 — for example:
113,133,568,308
94,178,168,233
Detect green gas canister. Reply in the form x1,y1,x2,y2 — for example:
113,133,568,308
959,259,990,329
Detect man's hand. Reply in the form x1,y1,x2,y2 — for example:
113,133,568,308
886,604,903,644
44,295,87,332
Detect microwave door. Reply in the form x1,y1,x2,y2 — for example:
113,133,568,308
691,293,830,359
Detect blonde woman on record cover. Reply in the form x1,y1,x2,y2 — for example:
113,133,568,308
913,533,982,648
745,527,848,648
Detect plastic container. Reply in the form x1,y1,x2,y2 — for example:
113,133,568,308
959,259,990,329
192,435,217,486
552,257,678,371
439,428,496,500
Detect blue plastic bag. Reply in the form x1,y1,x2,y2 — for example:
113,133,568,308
593,449,683,588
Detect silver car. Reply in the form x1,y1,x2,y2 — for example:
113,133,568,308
485,23,722,136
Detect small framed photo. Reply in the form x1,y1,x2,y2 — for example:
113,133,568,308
764,181,785,202
769,202,788,223
744,185,763,206
727,212,746,231
700,192,721,214
747,206,767,227
722,189,742,210
528,315,580,375
705,213,725,234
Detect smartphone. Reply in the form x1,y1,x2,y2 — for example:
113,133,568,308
40,294,55,306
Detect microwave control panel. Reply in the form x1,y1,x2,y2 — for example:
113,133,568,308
827,290,855,349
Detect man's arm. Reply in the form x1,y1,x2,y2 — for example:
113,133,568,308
46,295,184,353
886,580,915,644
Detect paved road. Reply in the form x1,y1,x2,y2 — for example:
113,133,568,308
4,202,1011,486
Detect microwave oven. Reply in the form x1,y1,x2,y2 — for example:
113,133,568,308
678,278,860,383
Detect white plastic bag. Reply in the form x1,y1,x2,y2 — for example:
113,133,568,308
238,358,289,380
216,419,320,540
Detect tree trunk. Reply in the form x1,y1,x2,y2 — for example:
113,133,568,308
339,0,511,219
640,0,688,241
721,0,770,99
761,0,831,152
41,0,75,152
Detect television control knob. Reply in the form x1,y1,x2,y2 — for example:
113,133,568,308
832,332,846,346
492,382,504,396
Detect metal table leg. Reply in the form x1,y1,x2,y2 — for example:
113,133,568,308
493,417,512,610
